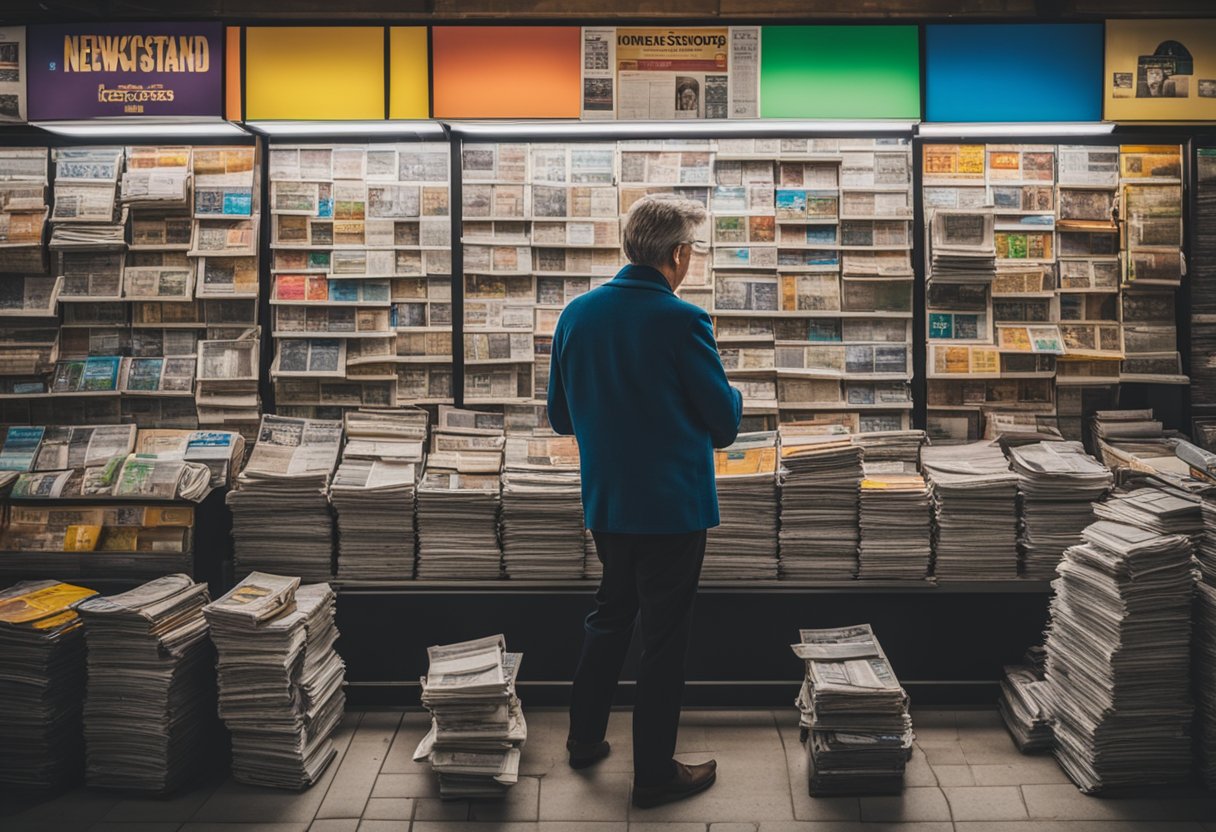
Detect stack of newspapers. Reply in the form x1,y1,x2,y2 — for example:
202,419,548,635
792,625,912,795
998,664,1054,752
415,635,526,799
76,574,216,793
928,210,996,279
1197,577,1216,789
851,430,925,467
500,434,585,579
49,147,128,249
857,463,932,581
228,415,343,581
1008,442,1112,579
331,408,428,580
778,425,863,580
416,408,504,580
921,441,1020,580
1092,486,1204,538
1202,500,1216,585
704,431,780,581
205,572,346,789
0,580,97,789
1042,520,1194,792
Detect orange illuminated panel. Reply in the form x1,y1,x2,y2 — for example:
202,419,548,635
225,26,242,121
432,26,580,119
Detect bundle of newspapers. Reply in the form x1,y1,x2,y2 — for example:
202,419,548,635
50,147,128,249
857,463,932,581
928,210,996,279
1202,499,1216,586
851,430,925,467
1196,580,1216,790
778,425,862,580
1008,442,1112,579
1042,520,1194,792
76,574,217,793
500,434,585,579
704,431,780,581
0,580,98,789
227,415,343,581
792,625,912,795
998,663,1054,752
921,441,1020,580
331,408,428,580
416,408,504,580
414,634,526,799
204,572,346,789
1092,486,1204,539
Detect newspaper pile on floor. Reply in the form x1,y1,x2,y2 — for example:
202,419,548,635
500,434,585,579
417,408,504,580
228,415,343,581
76,574,216,793
204,572,346,789
1197,578,1216,789
998,663,1054,752
1042,520,1193,792
704,431,780,581
332,408,428,580
921,441,1020,580
857,463,932,581
0,580,97,789
414,634,526,798
778,425,862,580
792,624,912,795
1008,442,1112,579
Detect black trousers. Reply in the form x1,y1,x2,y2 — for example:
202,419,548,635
568,528,706,786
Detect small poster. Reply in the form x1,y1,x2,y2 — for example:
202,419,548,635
1105,19,1216,120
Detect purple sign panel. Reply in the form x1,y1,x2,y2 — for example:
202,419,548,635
27,22,223,120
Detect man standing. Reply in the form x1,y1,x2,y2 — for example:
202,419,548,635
547,196,743,809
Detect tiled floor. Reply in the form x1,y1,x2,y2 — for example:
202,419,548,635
2,707,1215,831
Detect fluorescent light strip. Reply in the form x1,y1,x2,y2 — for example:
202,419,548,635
33,119,249,138
244,120,447,138
918,122,1115,137
450,119,918,138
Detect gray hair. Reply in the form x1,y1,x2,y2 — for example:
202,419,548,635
622,196,706,269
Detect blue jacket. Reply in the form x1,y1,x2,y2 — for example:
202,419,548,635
547,264,743,534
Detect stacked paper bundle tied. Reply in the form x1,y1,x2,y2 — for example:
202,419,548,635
792,625,912,795
1008,441,1113,579
777,425,863,581
0,580,97,789
204,572,346,789
500,434,585,580
331,408,428,580
227,415,343,581
415,634,526,799
703,431,780,581
1042,519,1193,792
921,441,1020,580
416,407,505,580
76,574,217,793
1199,496,1216,789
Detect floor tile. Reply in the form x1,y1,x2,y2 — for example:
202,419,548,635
538,767,631,822
314,712,402,820
955,822,1206,832
634,740,794,822
370,773,437,799
628,824,708,831
968,759,1069,786
101,775,224,822
88,825,182,832
958,729,1025,765
930,764,974,787
307,821,360,832
379,711,432,775
1020,784,1170,821
944,785,1028,821
859,787,951,822
355,822,409,832
710,824,758,831
180,824,311,832
1,787,120,824
902,747,938,788
467,776,540,822
412,797,470,821
361,797,412,820
916,742,967,766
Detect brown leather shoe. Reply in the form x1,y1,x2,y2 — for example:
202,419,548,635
632,759,717,809
566,738,611,769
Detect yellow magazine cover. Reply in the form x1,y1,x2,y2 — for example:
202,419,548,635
0,581,96,625
63,525,102,552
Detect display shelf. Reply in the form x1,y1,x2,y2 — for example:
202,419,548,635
333,578,1052,594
